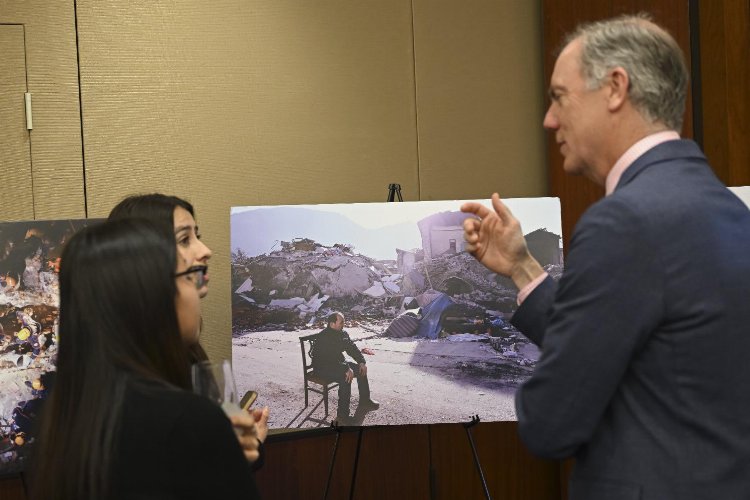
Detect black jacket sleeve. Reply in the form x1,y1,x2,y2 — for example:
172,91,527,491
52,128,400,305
341,330,365,364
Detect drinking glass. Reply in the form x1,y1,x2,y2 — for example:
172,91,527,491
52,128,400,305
191,359,243,417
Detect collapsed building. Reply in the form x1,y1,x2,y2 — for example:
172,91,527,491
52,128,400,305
231,212,562,359
232,238,401,332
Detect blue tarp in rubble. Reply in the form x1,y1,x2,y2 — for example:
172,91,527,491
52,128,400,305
415,292,454,339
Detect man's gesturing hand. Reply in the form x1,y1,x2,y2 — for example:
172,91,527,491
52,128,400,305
461,193,544,290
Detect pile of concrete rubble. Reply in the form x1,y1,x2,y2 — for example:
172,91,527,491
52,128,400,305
231,238,562,341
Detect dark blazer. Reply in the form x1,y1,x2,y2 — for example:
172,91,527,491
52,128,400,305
512,140,750,500
310,327,366,380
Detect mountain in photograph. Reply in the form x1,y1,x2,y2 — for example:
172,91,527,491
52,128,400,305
231,206,421,260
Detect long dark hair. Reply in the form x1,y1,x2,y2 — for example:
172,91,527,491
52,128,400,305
30,219,192,500
108,193,196,233
108,193,209,363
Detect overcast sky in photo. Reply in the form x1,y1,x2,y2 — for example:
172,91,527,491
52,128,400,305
231,198,562,260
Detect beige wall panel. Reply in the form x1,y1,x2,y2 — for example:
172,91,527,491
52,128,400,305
0,24,33,221
76,1,419,359
0,1,85,219
413,0,547,200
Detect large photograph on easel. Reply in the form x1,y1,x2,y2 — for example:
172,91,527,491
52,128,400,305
231,198,562,429
0,219,93,475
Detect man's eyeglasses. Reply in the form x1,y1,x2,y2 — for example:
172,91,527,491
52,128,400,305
174,265,208,289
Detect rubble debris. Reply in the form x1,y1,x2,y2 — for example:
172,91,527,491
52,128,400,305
231,234,559,361
235,278,254,294
415,292,453,339
437,276,473,295
487,335,539,366
281,238,319,252
300,293,328,313
384,312,420,338
320,256,349,270
446,333,488,342
400,270,425,295
362,282,386,298
544,263,564,281
269,298,305,309
440,302,486,335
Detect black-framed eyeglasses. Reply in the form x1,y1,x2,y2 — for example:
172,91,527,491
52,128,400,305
174,265,208,289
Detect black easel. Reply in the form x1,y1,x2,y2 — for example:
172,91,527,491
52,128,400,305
323,422,366,500
464,415,492,500
387,183,403,202
323,421,343,500
326,182,398,499
348,426,365,500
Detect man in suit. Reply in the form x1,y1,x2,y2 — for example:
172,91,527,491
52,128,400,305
462,14,750,500
311,312,378,424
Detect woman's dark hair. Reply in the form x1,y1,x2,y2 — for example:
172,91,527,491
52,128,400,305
108,193,209,363
30,218,191,500
108,193,195,236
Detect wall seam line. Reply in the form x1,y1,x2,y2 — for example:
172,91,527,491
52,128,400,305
410,0,422,201
74,0,89,218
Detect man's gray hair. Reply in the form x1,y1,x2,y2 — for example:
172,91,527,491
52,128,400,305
566,14,689,131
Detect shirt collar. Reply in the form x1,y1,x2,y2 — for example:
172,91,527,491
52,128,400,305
605,130,680,195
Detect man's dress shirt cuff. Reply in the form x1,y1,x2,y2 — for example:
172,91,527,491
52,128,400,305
511,275,558,347
517,272,549,305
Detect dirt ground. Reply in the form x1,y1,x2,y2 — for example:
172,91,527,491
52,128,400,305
232,326,539,432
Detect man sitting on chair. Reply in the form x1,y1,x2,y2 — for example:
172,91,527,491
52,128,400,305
311,312,379,424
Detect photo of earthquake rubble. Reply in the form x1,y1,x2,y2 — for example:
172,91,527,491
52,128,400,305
231,199,562,429
0,219,93,475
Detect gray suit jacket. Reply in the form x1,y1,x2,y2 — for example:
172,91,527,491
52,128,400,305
512,140,750,500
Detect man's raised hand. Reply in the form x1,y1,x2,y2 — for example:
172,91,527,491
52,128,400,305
461,193,544,290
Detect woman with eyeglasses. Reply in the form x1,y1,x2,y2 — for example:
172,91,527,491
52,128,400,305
108,194,269,466
109,194,213,300
29,218,261,500
108,195,213,364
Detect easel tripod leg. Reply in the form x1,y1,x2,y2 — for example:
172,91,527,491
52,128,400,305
464,415,491,500
323,423,343,500
348,427,364,500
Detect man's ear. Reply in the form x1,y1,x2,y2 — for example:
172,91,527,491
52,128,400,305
607,67,629,111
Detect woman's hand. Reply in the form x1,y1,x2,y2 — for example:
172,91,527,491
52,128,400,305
229,406,269,463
